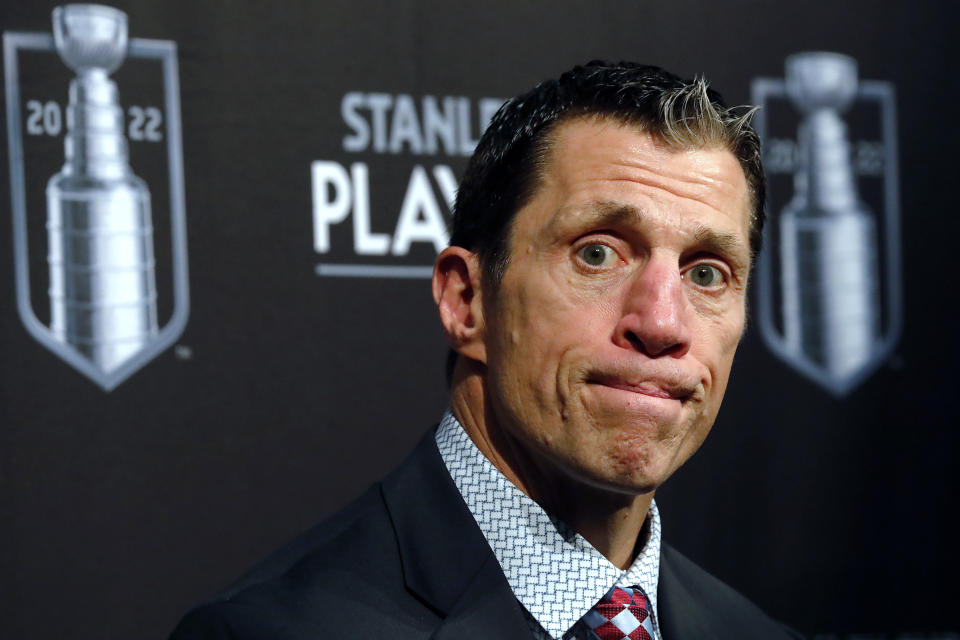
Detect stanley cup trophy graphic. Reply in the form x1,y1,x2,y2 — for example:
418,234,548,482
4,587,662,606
778,53,879,380
46,4,159,373
752,52,903,396
5,3,189,390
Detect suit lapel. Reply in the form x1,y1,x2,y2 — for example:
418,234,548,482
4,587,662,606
657,544,726,640
429,554,532,640
657,544,798,640
657,546,718,639
381,430,532,640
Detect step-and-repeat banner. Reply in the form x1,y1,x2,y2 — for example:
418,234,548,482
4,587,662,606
2,2,956,638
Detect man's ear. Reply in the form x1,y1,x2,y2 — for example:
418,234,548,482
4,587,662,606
432,246,487,364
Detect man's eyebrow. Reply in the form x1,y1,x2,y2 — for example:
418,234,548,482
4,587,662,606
690,225,750,268
549,201,642,229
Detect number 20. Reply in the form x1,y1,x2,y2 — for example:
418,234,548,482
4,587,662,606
25,100,62,136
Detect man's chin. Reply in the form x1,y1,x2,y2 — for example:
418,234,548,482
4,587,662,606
558,456,674,498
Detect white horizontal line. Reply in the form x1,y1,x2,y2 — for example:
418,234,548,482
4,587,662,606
314,263,434,279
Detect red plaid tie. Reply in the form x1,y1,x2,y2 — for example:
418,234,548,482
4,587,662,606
578,586,654,640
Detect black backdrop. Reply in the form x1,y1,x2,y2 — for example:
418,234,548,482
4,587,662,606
1,1,957,638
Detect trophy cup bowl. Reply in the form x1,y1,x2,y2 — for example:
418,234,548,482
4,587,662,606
52,3,128,75
785,52,858,113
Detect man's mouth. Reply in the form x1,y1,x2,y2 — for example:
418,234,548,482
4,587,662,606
588,375,696,402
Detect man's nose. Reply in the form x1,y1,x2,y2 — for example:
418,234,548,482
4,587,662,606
612,258,693,358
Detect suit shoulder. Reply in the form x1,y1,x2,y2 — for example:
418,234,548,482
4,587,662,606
221,484,393,598
170,484,436,639
659,544,804,639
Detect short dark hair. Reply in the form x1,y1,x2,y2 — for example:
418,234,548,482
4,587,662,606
450,60,766,287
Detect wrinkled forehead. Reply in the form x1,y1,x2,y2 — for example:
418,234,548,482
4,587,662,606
536,118,749,218
532,114,754,238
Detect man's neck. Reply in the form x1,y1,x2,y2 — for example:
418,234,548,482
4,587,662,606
450,363,654,570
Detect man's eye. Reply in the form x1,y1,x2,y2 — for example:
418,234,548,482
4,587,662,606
578,243,616,267
684,264,724,287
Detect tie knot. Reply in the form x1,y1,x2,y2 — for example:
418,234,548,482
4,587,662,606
579,586,654,640
607,586,648,609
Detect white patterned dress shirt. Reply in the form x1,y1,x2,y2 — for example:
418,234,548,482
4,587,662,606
435,410,663,640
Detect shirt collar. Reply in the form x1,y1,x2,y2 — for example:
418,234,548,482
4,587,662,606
435,410,662,640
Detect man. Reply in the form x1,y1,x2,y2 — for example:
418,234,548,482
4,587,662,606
171,61,801,639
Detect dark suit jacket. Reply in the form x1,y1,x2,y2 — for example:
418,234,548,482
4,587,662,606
170,430,802,639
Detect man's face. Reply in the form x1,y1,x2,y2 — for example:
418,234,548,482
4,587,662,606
480,117,752,496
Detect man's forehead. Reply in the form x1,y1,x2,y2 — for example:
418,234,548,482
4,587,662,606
539,119,747,215
550,117,743,183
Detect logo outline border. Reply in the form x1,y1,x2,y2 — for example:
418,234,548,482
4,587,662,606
750,75,903,396
4,31,190,391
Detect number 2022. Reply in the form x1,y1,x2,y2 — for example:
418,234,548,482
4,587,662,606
25,100,163,142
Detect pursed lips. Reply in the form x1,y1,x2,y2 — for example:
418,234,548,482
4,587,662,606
587,375,697,402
